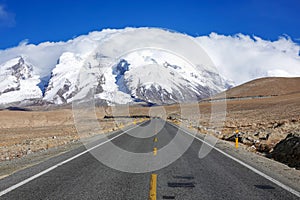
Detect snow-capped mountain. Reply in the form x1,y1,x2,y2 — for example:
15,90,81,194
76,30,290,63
0,57,42,104
44,52,85,104
110,49,229,104
42,48,231,105
0,28,235,106
4,27,298,106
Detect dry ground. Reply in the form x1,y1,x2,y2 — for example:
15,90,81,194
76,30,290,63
0,77,299,176
168,78,300,155
2,91,298,162
168,92,300,153
0,107,149,161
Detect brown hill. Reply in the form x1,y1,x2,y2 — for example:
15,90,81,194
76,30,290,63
212,77,300,99
192,77,300,169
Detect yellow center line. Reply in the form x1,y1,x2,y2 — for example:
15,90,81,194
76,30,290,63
153,147,157,156
149,127,158,199
149,174,157,200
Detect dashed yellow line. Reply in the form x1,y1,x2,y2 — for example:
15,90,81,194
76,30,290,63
149,174,157,200
153,148,157,156
150,128,158,199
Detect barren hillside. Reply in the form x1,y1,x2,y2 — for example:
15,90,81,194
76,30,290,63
212,77,300,99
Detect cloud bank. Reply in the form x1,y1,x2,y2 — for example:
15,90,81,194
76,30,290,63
0,28,299,85
0,29,121,77
197,33,300,84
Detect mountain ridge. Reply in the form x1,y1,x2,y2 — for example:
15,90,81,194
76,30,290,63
1,27,299,107
0,28,234,106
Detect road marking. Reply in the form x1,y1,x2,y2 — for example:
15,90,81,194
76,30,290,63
154,137,158,142
149,174,157,200
153,148,157,156
0,121,148,197
169,122,300,198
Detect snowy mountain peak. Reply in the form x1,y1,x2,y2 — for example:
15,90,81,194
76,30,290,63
0,28,257,106
0,56,42,104
0,28,236,106
8,57,32,80
43,52,85,104
109,49,230,104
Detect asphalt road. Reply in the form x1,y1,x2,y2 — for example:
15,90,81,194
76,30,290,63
0,119,299,199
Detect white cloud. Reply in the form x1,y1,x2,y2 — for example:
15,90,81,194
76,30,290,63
197,33,300,84
18,39,29,46
0,4,15,27
0,28,299,85
0,29,122,77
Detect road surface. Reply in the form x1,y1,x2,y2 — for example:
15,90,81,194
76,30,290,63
0,119,299,199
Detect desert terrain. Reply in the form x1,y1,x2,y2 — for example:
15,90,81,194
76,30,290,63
0,77,299,177
173,77,300,169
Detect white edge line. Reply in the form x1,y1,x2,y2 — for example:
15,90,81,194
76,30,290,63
169,122,300,198
0,121,148,197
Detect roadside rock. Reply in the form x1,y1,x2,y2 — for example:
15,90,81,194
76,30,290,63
225,121,237,129
270,133,300,169
223,134,236,142
255,142,271,153
241,137,255,146
259,132,270,140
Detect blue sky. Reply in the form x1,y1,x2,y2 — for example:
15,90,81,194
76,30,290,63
0,0,299,49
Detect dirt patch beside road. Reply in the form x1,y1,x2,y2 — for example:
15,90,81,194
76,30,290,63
0,107,149,162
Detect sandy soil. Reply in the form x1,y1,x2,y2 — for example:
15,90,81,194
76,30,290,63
0,107,149,162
